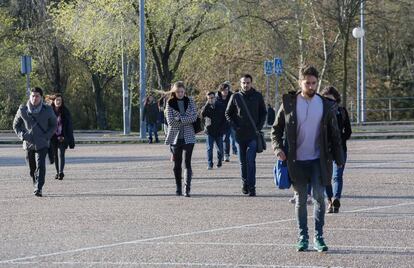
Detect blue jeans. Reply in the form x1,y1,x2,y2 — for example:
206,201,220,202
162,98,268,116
223,127,237,157
326,152,347,200
147,123,158,141
206,134,224,167
237,138,257,190
293,159,325,238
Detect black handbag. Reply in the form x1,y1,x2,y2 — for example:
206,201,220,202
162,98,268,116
192,116,203,134
237,93,266,153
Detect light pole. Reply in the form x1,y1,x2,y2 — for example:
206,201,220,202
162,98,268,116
139,0,146,139
360,0,366,123
352,26,364,124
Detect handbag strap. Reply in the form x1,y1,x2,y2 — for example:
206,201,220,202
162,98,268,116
28,111,47,134
237,93,258,133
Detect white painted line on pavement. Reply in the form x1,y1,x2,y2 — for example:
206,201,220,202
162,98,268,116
2,261,331,268
246,227,414,233
0,218,296,264
116,241,414,252
348,159,414,169
343,201,414,214
1,200,413,264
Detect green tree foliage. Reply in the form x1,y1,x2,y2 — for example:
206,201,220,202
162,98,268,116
0,7,26,129
1,0,413,130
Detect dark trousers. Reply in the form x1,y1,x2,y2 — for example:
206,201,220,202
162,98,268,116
51,140,66,174
237,138,257,190
25,148,48,192
170,140,194,186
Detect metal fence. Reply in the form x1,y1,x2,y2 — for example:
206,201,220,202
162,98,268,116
348,97,414,122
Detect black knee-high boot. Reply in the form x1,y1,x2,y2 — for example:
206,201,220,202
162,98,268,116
184,168,192,197
174,168,182,196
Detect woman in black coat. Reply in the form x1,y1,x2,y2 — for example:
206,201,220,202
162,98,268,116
50,94,75,180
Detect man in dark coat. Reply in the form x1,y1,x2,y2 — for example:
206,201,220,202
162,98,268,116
13,87,57,197
216,82,237,161
225,74,267,196
201,91,226,169
143,96,160,143
271,65,344,252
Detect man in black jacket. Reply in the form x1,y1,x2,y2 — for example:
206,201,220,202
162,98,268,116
201,92,226,169
225,74,267,196
216,82,237,161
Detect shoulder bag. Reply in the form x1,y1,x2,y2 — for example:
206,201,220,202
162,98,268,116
237,93,266,153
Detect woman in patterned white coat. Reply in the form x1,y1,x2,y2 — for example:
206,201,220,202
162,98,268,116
165,81,197,197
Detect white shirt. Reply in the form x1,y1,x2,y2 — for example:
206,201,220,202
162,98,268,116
296,94,323,161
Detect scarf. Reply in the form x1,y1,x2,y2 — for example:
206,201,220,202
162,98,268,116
27,99,43,114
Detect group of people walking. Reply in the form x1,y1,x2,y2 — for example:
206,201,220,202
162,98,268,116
13,88,74,197
163,66,351,252
164,74,267,198
13,65,351,253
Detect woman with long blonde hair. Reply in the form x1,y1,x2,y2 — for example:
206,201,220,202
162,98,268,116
165,81,197,197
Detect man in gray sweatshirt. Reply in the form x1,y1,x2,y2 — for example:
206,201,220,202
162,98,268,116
13,87,57,197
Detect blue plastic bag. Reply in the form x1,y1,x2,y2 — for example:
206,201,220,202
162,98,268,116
273,160,291,189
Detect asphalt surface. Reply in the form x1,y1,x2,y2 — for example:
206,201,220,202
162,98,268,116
1,122,414,145
0,139,413,267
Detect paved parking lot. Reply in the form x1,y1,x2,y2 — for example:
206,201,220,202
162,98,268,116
0,139,413,267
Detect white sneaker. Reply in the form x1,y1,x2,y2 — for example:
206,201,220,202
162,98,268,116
224,155,230,162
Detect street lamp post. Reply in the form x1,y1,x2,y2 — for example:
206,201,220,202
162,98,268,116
139,0,146,139
360,0,366,123
352,26,365,124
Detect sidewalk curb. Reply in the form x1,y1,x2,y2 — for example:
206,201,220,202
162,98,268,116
2,134,414,145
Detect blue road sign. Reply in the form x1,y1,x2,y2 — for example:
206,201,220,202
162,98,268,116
264,60,273,76
274,58,283,75
20,55,32,74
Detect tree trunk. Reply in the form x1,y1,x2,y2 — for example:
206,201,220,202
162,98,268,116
51,44,63,93
91,73,107,129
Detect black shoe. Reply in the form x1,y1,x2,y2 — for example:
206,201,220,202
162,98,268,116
249,188,256,197
55,174,59,180
217,161,222,168
242,183,249,195
155,138,160,143
34,190,42,197
332,199,341,213
184,192,191,197
58,173,64,180
185,185,191,197
176,189,182,196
